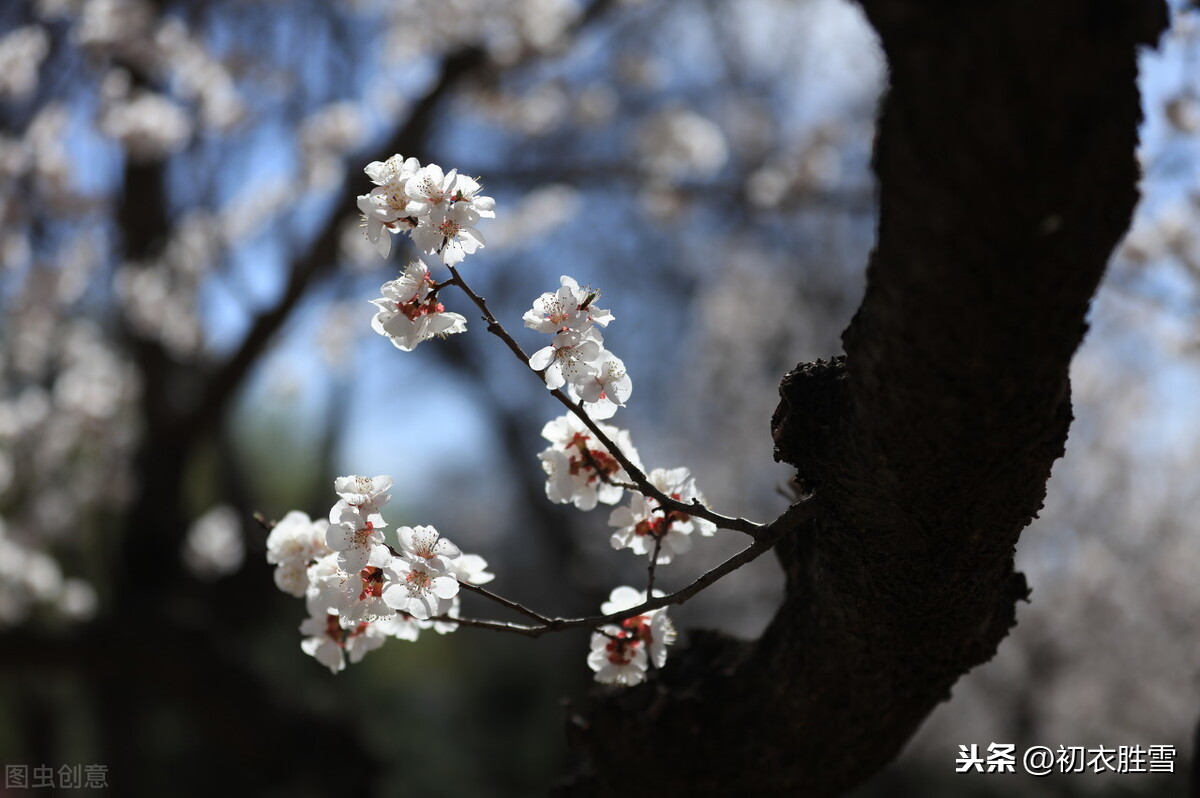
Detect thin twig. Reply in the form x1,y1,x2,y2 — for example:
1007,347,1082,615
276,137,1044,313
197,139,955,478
647,535,663,594
432,498,814,638
458,581,553,625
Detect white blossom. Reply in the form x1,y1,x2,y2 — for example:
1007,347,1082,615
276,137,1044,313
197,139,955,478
369,261,467,351
528,329,603,392
587,586,677,685
410,202,487,266
342,620,388,664
356,194,399,258
357,156,494,265
523,275,612,335
418,594,462,635
373,612,424,642
569,353,632,418
396,524,461,569
299,607,387,674
303,552,344,614
600,586,677,668
357,155,422,257
266,510,333,597
326,515,388,575
451,553,494,586
608,467,715,564
538,413,640,510
308,547,394,623
381,555,459,620
299,609,349,673
365,153,420,186
404,163,456,217
587,628,649,686
447,173,496,222
525,276,626,408
332,474,393,513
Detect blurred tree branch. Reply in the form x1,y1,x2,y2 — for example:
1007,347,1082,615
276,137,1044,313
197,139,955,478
190,45,487,437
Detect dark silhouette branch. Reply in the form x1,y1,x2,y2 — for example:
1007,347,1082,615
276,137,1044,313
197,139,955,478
448,500,810,638
448,501,806,638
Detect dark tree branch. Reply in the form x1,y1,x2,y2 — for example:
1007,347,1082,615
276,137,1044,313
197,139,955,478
447,502,809,637
560,3,1168,796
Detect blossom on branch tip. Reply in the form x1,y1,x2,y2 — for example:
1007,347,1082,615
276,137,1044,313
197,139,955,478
356,155,494,265
587,628,648,685
279,476,491,671
587,586,676,685
370,261,467,351
522,275,612,335
332,474,393,512
525,276,629,415
600,586,677,668
365,154,421,187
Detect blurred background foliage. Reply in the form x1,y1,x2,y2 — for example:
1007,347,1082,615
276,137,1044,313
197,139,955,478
0,0,1197,795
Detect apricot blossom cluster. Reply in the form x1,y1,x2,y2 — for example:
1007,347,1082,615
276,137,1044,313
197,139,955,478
268,155,746,685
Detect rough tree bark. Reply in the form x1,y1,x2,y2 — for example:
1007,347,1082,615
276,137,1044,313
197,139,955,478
562,2,1169,796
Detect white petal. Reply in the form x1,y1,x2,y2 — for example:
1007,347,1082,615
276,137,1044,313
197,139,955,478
529,346,556,371
373,227,392,258
432,576,460,600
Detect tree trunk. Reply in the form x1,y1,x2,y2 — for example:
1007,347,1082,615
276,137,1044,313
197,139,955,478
561,2,1168,795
